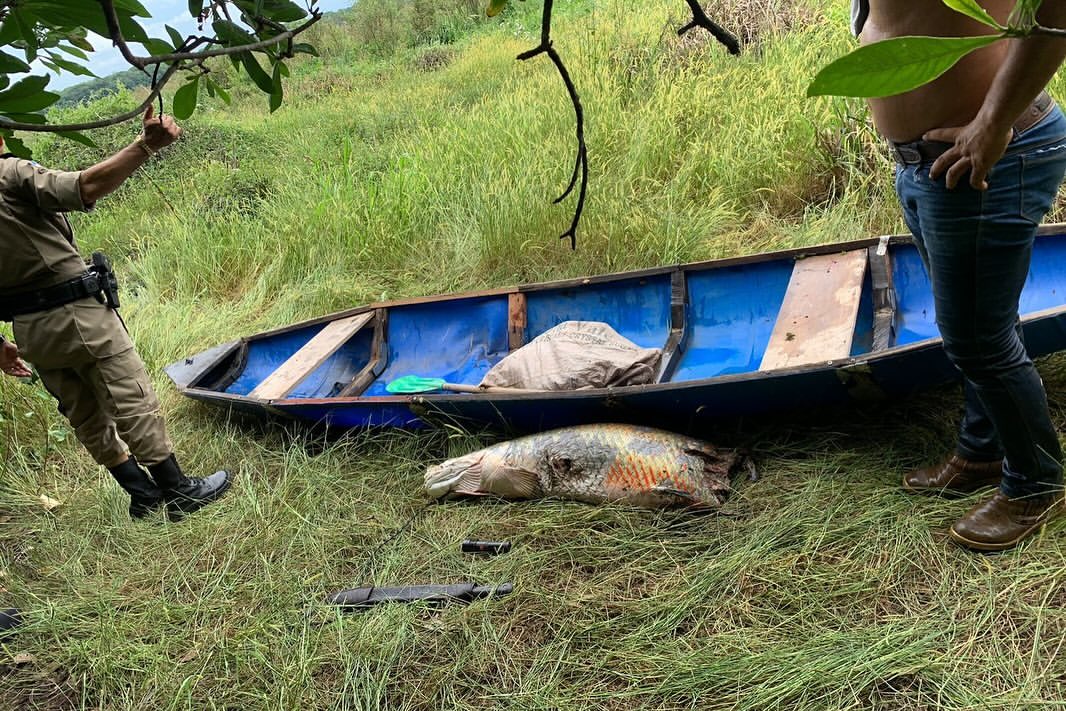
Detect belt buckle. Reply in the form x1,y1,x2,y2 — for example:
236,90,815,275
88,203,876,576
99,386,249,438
892,142,922,165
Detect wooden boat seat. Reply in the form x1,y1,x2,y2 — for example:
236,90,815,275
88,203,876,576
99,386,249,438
759,250,869,371
249,312,374,400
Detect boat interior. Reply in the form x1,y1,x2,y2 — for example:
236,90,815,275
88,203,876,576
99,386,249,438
184,235,1066,401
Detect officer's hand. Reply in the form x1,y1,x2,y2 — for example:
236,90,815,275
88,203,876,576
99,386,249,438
141,105,182,152
0,340,32,378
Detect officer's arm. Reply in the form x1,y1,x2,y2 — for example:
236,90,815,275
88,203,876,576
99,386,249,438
79,106,181,205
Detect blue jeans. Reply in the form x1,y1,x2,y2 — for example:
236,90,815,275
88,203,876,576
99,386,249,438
895,106,1066,498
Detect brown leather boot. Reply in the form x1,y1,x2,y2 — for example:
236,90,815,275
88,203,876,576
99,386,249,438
949,492,1065,552
902,454,1002,497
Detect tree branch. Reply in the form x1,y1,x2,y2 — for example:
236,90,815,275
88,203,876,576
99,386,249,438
0,61,184,132
0,4,322,133
99,0,321,69
678,0,741,55
517,0,587,250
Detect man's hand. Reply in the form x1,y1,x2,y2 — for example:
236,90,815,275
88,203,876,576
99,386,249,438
140,105,182,153
0,339,32,378
925,119,1013,191
80,106,183,204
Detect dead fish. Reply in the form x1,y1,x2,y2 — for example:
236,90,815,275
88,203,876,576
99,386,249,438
425,423,741,510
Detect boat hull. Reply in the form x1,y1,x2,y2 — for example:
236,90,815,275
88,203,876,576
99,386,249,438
167,228,1066,432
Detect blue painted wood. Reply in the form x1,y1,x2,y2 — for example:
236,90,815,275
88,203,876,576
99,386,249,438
892,244,939,344
525,274,672,350
674,261,792,380
362,296,510,396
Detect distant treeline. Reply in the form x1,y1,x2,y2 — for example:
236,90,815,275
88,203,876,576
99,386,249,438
56,67,151,108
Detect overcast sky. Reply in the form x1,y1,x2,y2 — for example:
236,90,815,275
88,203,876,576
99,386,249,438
48,0,355,90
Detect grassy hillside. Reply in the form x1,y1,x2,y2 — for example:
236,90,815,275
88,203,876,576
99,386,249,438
3,0,1066,708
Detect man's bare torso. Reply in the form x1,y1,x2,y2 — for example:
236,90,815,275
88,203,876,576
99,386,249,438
862,0,1013,142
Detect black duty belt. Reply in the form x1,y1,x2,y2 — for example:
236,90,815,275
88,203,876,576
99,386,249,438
0,252,120,322
891,90,1055,166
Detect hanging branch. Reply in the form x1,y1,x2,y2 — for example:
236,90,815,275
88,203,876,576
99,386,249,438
678,0,742,54
517,0,586,250
511,0,740,249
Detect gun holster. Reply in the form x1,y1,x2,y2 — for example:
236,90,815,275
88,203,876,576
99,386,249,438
89,251,120,310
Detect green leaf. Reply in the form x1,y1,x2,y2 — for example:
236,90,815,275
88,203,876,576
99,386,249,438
189,0,206,17
214,19,257,47
0,76,59,114
0,91,60,114
2,135,31,158
268,62,283,113
0,51,30,74
166,25,185,49
43,53,94,76
69,35,94,52
487,0,508,17
0,75,50,101
12,10,38,53
292,42,318,56
807,35,1002,98
240,52,275,94
173,77,199,120
141,38,173,56
56,131,97,148
57,43,90,60
213,82,231,105
3,112,47,124
234,0,307,23
1009,0,1042,27
113,0,150,16
942,0,1004,28
0,14,22,46
25,2,110,38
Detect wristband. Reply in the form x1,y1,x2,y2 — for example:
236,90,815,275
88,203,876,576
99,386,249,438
134,135,157,157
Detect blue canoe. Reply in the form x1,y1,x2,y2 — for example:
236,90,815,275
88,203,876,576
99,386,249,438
166,226,1066,431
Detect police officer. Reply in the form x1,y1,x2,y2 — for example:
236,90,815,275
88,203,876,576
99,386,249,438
0,106,230,520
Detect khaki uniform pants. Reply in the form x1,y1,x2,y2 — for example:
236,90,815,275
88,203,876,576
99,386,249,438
12,300,172,468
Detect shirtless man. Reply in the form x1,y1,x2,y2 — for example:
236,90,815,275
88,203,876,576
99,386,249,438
856,0,1066,550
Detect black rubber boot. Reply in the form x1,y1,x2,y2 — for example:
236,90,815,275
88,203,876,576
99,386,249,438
0,608,22,638
107,457,165,519
148,454,231,518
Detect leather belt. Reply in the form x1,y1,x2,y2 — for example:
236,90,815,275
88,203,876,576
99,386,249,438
891,90,1055,166
0,272,104,322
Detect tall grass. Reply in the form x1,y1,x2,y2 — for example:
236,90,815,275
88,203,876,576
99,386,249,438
3,0,1066,708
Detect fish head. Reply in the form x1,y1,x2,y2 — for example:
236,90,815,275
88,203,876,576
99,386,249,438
424,443,550,501
425,450,491,500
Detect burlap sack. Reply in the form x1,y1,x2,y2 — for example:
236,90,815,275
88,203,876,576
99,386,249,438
480,321,661,390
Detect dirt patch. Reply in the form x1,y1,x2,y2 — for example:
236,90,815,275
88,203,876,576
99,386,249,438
0,661,82,711
659,0,821,61
413,47,453,73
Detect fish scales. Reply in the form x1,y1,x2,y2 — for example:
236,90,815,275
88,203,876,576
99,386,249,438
424,423,741,510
